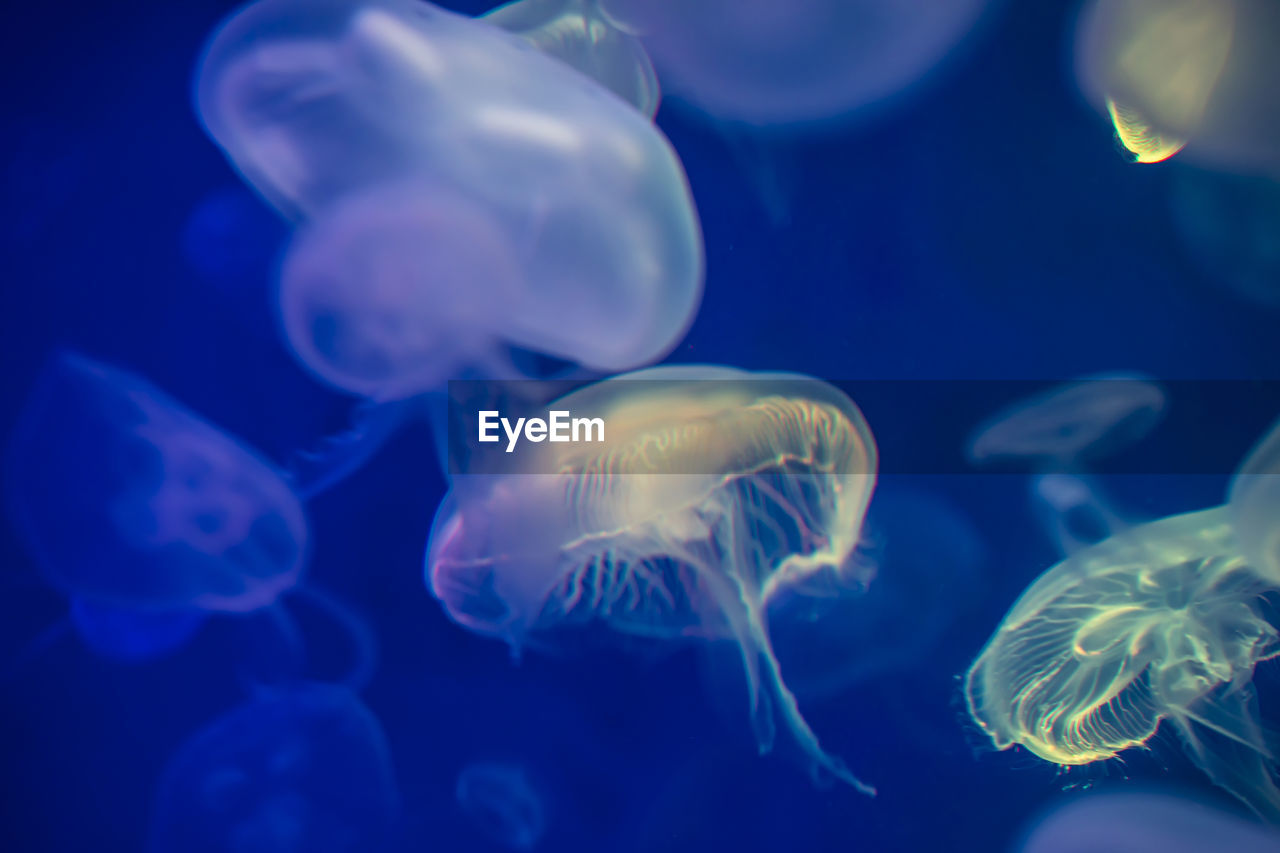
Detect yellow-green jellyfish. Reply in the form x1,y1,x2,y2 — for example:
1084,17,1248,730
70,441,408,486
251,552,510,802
427,365,878,792
965,507,1280,820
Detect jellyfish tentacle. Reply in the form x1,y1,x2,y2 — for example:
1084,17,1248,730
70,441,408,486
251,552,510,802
290,584,379,692
1170,685,1280,823
285,399,411,500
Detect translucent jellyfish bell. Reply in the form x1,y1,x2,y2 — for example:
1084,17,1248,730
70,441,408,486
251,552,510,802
427,365,879,791
68,597,207,664
455,761,549,851
1229,414,1280,585
481,0,660,118
4,351,307,612
966,376,1166,470
1016,791,1280,853
596,0,991,125
193,0,701,229
1076,0,1280,172
1030,473,1132,556
148,682,399,853
965,507,1280,820
278,173,697,399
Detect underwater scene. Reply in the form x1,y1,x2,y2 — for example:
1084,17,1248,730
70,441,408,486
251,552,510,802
4,0,1280,851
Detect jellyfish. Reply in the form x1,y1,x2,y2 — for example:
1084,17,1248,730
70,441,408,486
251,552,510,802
1016,792,1280,853
594,0,992,125
965,375,1166,471
149,681,399,853
964,506,1280,821
1169,167,1280,310
1075,0,1280,173
277,173,698,400
481,0,660,118
455,761,549,851
427,364,879,792
193,0,700,223
4,351,375,685
767,482,984,699
1230,414,1280,586
1030,473,1133,556
181,185,287,293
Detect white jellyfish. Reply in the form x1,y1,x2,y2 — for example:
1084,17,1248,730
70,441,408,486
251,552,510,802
1230,413,1280,586
427,365,879,791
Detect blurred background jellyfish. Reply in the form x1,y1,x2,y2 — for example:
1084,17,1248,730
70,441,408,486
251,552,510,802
965,375,1166,471
965,506,1280,821
1015,791,1280,853
594,0,994,126
767,482,985,699
148,681,399,853
427,365,879,791
1029,472,1133,556
1169,166,1280,311
1075,0,1280,173
455,760,549,851
481,0,660,118
4,351,375,686
1230,414,1280,587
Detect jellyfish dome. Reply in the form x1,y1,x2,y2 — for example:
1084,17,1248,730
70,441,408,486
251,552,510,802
455,760,549,851
595,0,992,125
278,172,698,399
482,0,660,118
965,506,1280,820
4,351,308,613
965,375,1166,469
148,682,399,853
1016,791,1280,853
1229,414,1280,586
427,364,879,791
1076,0,1280,172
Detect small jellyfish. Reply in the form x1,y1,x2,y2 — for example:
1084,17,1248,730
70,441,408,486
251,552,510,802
965,506,1280,820
455,761,549,851
149,682,399,853
4,352,376,686
68,596,207,664
1076,0,1280,173
427,365,879,792
1169,167,1280,310
1030,473,1132,556
966,376,1166,470
5,351,307,612
181,185,287,291
595,0,992,125
1230,414,1280,586
1016,791,1280,853
481,0,660,118
767,483,984,699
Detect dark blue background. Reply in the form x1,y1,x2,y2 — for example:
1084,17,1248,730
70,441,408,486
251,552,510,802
3,1,1278,850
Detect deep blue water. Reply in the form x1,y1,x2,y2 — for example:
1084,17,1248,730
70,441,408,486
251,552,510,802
3,1,1279,851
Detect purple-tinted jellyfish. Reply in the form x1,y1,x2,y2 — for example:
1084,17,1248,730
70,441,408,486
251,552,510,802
148,682,399,853
966,375,1166,470
1017,792,1280,853
482,0,660,118
5,351,307,613
1075,0,1280,173
455,761,549,851
596,0,992,125
5,352,376,685
427,365,879,792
